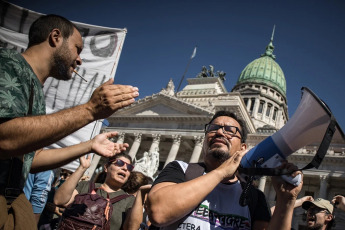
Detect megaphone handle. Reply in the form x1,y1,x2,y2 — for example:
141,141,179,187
281,174,302,186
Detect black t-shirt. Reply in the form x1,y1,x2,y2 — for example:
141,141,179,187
153,161,271,227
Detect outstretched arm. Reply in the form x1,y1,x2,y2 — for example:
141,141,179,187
0,79,138,159
54,155,91,207
267,162,303,230
146,149,248,227
31,131,128,173
270,195,313,214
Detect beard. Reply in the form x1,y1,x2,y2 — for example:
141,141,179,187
206,136,231,164
208,148,230,164
306,224,323,230
306,219,324,230
50,42,73,81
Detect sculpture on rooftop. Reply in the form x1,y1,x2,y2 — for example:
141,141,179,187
160,78,175,96
196,65,226,81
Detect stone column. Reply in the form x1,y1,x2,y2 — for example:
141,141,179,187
258,176,267,192
164,135,182,167
319,175,329,199
128,133,142,159
262,101,267,118
252,98,260,118
246,98,252,111
116,132,126,144
189,136,204,163
149,134,161,153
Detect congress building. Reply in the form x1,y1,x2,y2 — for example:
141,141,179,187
101,35,345,229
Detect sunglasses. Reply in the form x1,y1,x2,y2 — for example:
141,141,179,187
306,208,330,216
110,159,134,172
205,124,242,138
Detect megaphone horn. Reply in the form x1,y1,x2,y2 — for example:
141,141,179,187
239,87,345,186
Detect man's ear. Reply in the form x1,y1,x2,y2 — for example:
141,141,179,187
103,164,108,173
325,214,333,222
48,28,62,47
241,143,247,151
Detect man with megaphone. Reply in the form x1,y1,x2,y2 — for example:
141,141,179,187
146,110,303,230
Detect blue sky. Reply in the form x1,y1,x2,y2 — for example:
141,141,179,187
7,0,345,131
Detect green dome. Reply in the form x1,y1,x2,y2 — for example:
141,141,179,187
236,38,286,97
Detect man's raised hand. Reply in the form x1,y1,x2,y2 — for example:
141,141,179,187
91,131,129,157
88,78,139,120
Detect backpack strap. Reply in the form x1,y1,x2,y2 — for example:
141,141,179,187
185,162,205,181
110,194,132,204
28,82,34,115
239,181,258,226
88,182,96,193
89,182,131,203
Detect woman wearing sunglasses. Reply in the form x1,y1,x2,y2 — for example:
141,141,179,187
54,152,136,230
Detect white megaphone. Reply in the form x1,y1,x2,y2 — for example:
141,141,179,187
240,87,345,186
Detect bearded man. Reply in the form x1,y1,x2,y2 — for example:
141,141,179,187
146,110,303,230
0,14,138,229
302,198,334,230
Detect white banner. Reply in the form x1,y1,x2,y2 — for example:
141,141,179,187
0,1,127,172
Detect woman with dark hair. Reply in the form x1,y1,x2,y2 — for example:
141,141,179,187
122,171,150,195
54,153,135,230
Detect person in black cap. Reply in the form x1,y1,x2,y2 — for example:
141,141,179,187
302,198,334,230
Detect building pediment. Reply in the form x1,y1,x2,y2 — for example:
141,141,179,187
110,92,213,118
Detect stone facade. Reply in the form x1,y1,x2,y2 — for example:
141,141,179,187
101,75,344,229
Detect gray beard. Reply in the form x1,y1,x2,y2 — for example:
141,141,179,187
209,148,230,164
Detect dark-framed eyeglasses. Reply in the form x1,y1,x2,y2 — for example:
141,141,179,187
306,208,329,216
205,124,242,138
110,159,134,172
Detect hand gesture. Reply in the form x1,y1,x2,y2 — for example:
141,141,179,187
216,149,248,181
91,131,129,157
88,78,139,120
299,195,313,203
272,162,303,201
332,195,345,211
79,154,92,170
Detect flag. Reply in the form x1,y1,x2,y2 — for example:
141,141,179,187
191,46,197,59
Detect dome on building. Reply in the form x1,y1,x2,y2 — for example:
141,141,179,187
235,34,286,98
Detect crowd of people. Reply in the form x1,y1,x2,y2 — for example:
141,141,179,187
0,14,344,230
